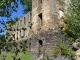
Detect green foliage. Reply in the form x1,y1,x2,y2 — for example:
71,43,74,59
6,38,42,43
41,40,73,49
43,58,47,60
0,35,6,54
59,42,74,58
63,32,75,43
7,28,13,31
0,0,32,33
0,52,33,60
53,48,60,57
0,0,18,17
57,38,75,58
7,20,16,26
64,0,80,39
0,0,32,17
20,0,32,13
6,32,10,37
7,17,19,26
22,44,26,54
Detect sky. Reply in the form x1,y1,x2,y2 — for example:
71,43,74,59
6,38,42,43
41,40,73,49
0,1,26,35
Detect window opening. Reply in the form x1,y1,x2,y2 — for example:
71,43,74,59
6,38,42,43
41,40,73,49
24,17,26,24
38,13,42,20
20,31,21,37
17,32,18,40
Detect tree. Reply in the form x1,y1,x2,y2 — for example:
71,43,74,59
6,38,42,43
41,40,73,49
20,0,32,13
0,35,6,54
64,0,80,39
0,0,32,33
0,0,32,18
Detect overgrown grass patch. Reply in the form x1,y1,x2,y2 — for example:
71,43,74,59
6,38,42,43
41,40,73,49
0,52,33,60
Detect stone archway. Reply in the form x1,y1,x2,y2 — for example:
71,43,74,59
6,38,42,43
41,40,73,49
38,40,43,55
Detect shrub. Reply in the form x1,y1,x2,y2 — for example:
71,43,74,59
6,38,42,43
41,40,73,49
22,44,26,54
60,42,75,58
53,48,60,57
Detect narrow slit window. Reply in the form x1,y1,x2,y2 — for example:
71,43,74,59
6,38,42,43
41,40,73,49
38,13,42,20
17,32,18,40
38,13,43,26
20,31,21,37
24,17,26,24
23,30,25,37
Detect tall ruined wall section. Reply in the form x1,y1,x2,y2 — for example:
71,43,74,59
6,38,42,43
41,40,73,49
27,0,71,56
6,12,32,42
6,0,71,57
14,12,32,41
31,0,66,35
6,0,69,42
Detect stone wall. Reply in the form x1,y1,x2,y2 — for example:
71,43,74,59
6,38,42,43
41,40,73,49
6,0,68,42
6,0,70,57
28,30,70,56
6,12,32,42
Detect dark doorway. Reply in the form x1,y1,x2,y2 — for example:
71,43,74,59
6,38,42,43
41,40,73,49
38,40,43,55
39,40,43,46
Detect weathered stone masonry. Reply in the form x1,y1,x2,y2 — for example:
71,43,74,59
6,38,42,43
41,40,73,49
6,0,70,56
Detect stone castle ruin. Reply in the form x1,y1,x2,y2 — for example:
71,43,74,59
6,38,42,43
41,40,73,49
6,0,71,58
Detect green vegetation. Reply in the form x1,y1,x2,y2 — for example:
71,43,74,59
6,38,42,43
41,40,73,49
53,48,60,57
0,35,6,54
0,0,32,33
22,44,26,54
64,0,80,41
0,52,33,60
59,40,75,59
7,17,19,26
20,0,32,13
7,21,16,26
0,0,32,17
0,0,18,17
51,38,75,59
6,32,10,37
52,38,75,59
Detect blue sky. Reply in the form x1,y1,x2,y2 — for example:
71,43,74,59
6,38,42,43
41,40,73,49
11,1,25,19
0,1,26,35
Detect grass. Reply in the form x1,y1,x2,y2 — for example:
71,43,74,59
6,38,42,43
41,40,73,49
0,52,33,60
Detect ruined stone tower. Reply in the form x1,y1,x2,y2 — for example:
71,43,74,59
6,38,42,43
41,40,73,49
31,0,64,34
28,0,70,56
6,0,70,57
